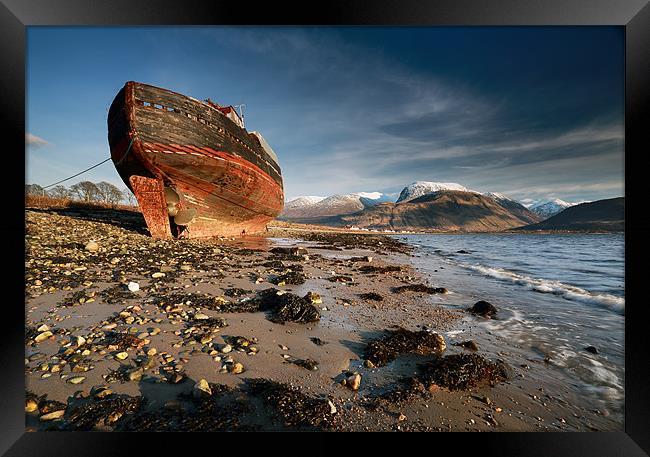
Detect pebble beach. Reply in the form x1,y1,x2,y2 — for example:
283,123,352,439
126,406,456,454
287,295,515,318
25,205,621,432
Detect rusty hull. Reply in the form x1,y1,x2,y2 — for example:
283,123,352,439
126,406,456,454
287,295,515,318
108,81,284,239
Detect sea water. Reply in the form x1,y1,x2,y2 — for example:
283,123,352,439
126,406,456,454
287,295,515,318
398,233,624,416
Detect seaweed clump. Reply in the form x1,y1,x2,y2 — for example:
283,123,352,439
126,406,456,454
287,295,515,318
246,379,337,429
270,268,306,285
365,377,426,409
255,289,320,324
392,284,448,294
223,288,253,297
65,393,145,430
364,327,446,367
358,292,383,301
359,265,402,274
418,353,511,391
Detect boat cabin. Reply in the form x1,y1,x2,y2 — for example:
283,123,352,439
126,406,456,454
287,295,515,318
205,98,245,129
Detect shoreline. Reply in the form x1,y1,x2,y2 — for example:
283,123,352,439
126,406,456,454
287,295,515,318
25,207,621,431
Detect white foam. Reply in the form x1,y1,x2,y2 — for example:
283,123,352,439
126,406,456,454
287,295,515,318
460,263,624,314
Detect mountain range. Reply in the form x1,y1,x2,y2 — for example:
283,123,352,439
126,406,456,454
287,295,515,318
517,198,624,232
280,181,621,232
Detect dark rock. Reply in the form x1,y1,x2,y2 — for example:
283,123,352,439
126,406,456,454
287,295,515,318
453,340,479,351
584,346,599,354
467,300,498,317
310,337,327,346
456,250,470,254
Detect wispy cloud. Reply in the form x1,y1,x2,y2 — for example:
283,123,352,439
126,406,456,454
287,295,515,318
26,133,49,147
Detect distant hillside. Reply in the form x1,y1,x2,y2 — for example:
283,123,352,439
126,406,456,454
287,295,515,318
279,192,391,220
338,190,541,232
485,192,541,225
517,197,624,231
529,198,574,219
396,181,471,203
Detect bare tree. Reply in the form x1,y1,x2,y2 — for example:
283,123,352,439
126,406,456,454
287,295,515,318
47,185,69,199
122,187,137,206
69,181,100,202
96,181,123,205
25,184,45,196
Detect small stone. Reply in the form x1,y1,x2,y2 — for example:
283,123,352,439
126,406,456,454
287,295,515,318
152,272,166,278
305,292,322,304
147,348,157,356
584,346,599,354
102,323,117,330
398,413,407,421
34,331,53,343
36,324,50,332
495,407,503,413
364,359,375,369
127,282,140,292
193,378,212,398
25,399,38,413
279,345,289,351
110,257,120,264
328,400,337,414
230,362,245,374
347,373,362,391
200,336,213,344
40,410,65,421
67,376,86,384
194,313,209,320
93,387,113,399
221,344,232,354
85,241,99,252
127,367,144,382
180,265,191,271
115,352,129,360
75,335,86,347
150,327,161,336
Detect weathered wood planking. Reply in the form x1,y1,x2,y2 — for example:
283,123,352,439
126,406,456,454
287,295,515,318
107,81,284,239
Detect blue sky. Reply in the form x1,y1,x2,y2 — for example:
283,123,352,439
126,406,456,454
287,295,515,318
26,27,624,204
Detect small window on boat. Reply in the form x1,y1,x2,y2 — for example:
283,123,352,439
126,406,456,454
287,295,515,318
167,107,175,112
154,104,163,109
143,101,151,107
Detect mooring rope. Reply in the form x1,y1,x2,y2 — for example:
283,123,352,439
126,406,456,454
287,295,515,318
42,136,136,189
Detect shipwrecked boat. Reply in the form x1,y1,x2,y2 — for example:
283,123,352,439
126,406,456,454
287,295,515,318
107,81,284,238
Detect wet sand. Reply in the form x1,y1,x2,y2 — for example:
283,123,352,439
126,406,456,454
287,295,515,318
25,207,618,431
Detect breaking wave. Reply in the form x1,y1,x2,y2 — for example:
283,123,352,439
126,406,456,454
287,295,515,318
459,263,624,314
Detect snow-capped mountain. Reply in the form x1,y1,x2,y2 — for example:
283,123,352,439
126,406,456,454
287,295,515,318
280,192,390,219
529,199,574,219
284,196,326,208
482,192,541,224
396,181,472,203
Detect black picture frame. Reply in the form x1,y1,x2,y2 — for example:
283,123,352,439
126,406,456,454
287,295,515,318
4,0,649,454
